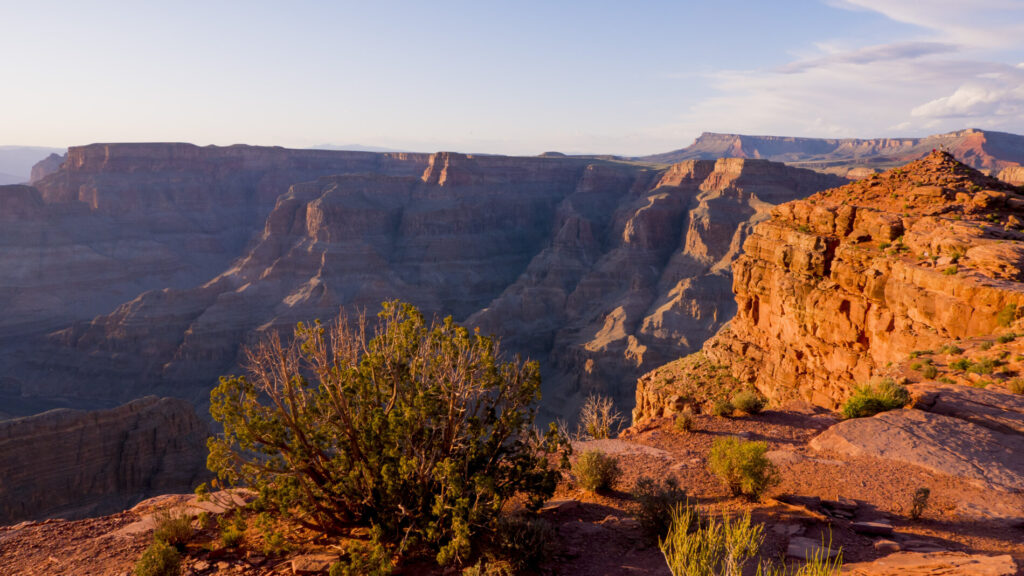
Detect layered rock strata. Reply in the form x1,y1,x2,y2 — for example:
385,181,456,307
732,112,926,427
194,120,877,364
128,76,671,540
0,396,208,523
17,153,842,416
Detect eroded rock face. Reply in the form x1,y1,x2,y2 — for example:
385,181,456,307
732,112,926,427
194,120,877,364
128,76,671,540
0,144,430,343
15,153,842,416
635,151,1024,421
841,551,1017,575
0,396,208,524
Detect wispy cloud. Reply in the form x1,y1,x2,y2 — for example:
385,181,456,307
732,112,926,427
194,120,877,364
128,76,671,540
673,1,1024,140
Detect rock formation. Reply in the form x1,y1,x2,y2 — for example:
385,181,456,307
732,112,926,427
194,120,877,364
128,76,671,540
11,152,842,417
0,396,208,524
0,144,432,407
635,151,1024,492
642,129,1024,179
29,152,64,184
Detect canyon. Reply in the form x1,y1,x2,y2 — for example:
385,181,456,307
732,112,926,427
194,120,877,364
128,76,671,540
641,128,1024,182
2,145,843,421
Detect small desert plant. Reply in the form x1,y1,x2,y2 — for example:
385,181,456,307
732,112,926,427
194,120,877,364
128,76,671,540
255,513,292,555
909,487,930,520
152,511,193,548
756,534,843,575
674,408,696,432
573,450,621,492
942,266,958,275
920,364,938,380
841,378,910,419
578,393,623,440
660,504,762,576
979,341,994,351
949,357,973,371
997,333,1017,344
496,514,558,571
197,511,215,530
966,357,996,375
908,349,933,359
997,303,1018,327
134,538,182,576
220,524,244,548
708,437,779,500
1008,378,1024,394
938,376,956,384
712,398,735,417
632,476,690,542
329,536,393,576
732,390,766,415
939,344,964,355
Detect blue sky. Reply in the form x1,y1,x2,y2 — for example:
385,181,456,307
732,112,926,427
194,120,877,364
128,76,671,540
2,0,1023,155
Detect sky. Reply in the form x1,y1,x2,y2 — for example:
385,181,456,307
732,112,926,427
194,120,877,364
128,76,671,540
1,0,1023,155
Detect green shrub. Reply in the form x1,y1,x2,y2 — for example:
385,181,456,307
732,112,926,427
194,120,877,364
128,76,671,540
938,376,956,384
997,303,1018,327
910,487,930,521
949,357,973,371
329,536,393,576
207,302,567,567
573,450,621,492
920,364,938,380
939,344,964,355
1008,378,1024,394
967,358,996,375
674,408,695,432
979,341,994,351
708,437,778,500
660,504,761,576
942,266,958,276
732,390,766,415
632,477,689,542
577,393,623,440
153,511,193,547
220,525,244,548
134,539,182,576
841,378,910,419
908,350,933,359
712,398,734,417
997,333,1017,344
496,515,558,571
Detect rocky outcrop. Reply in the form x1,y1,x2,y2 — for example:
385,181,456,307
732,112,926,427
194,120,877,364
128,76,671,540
0,396,208,524
998,165,1024,186
29,152,64,184
841,551,1017,575
636,151,1024,420
14,153,842,416
642,129,1024,179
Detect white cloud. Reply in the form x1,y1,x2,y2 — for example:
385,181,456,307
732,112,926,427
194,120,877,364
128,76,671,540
669,1,1024,140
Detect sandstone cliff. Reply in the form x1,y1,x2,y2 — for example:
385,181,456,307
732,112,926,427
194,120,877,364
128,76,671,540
15,153,842,417
636,151,1024,421
642,129,1024,179
0,396,208,523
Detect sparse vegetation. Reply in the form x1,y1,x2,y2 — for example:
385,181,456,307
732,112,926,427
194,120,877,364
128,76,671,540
938,376,956,384
712,398,735,418
674,408,696,433
732,390,766,415
496,514,558,571
660,504,761,576
578,393,623,440
220,524,244,548
329,536,393,576
910,487,931,521
841,377,910,419
708,437,778,500
979,341,994,351
943,266,958,275
632,476,690,542
997,333,1017,344
949,357,973,371
966,357,997,375
939,344,964,355
153,511,193,548
997,303,1018,327
920,364,938,380
206,301,567,568
908,350,933,359
1008,378,1024,394
573,450,621,493
134,539,182,576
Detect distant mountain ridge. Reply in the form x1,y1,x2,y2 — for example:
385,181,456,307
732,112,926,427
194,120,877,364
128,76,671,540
640,129,1024,182
0,146,65,183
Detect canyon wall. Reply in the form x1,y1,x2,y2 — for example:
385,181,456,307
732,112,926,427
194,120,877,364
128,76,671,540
0,144,430,341
10,152,843,417
635,151,1024,421
642,129,1024,178
0,396,208,523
